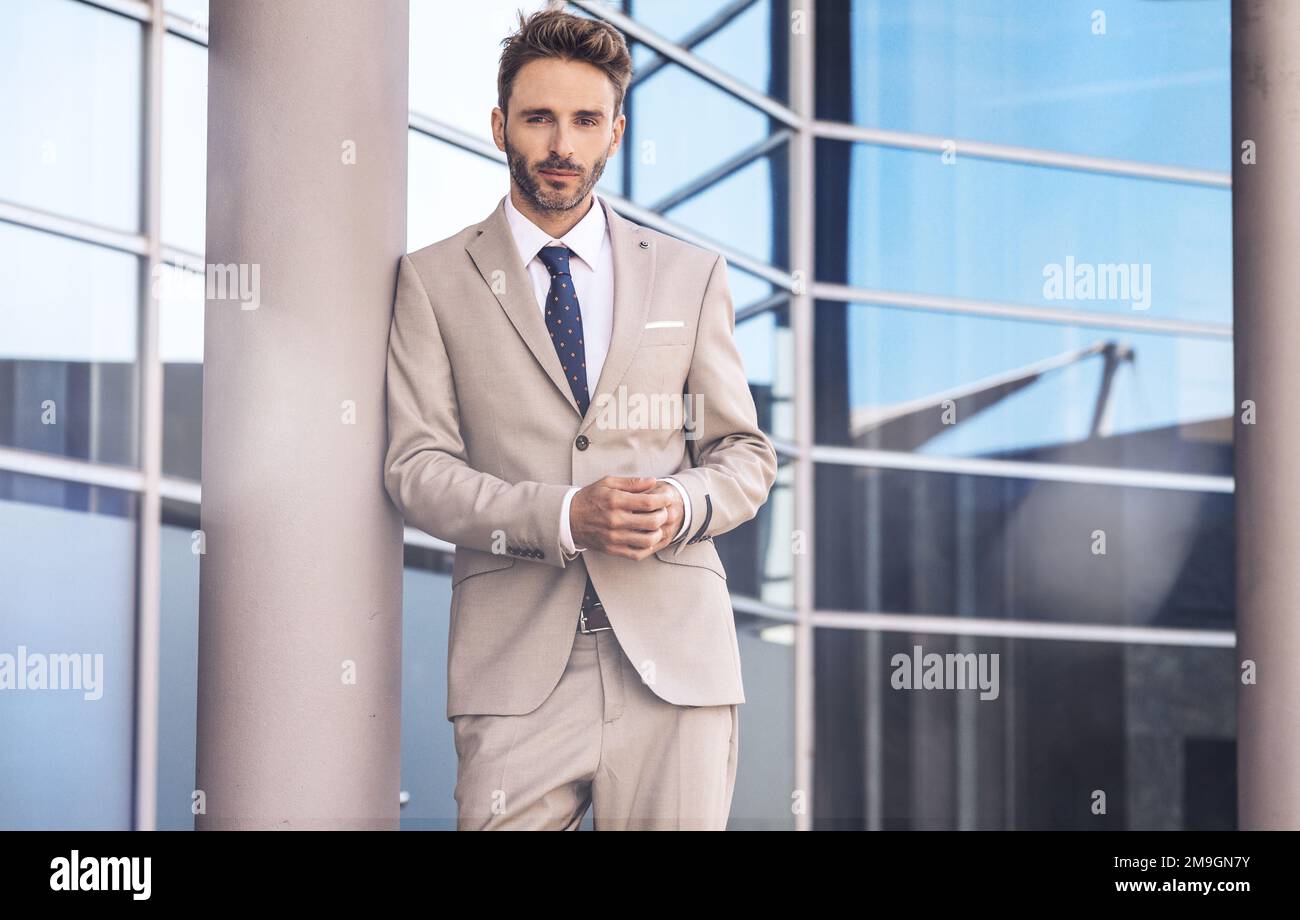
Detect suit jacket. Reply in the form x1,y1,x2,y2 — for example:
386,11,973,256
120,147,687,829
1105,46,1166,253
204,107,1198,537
383,195,778,720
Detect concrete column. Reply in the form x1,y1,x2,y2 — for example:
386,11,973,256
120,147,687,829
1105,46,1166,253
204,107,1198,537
196,0,408,830
1233,0,1300,830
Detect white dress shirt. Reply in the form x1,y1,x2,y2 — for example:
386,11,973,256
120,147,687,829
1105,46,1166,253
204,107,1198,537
501,191,691,559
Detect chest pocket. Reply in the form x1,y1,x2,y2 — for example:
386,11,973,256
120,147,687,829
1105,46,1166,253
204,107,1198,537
640,320,692,347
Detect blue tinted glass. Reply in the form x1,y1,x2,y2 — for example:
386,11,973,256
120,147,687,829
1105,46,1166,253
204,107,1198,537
736,302,792,443
819,301,1232,476
629,0,786,103
0,472,138,830
823,0,1230,171
718,454,794,611
0,0,143,230
0,224,139,466
157,516,201,829
628,0,735,43
819,140,1231,325
624,56,773,206
162,35,208,254
726,264,777,311
730,609,796,829
664,144,786,268
397,556,457,830
813,631,1235,829
814,463,1234,629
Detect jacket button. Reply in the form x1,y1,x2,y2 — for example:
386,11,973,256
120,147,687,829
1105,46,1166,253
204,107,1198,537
575,434,589,450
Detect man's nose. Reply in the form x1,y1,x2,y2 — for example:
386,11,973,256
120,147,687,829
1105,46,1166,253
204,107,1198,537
550,125,575,160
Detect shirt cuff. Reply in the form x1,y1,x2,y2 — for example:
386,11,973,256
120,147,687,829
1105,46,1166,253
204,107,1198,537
658,476,692,543
560,485,585,557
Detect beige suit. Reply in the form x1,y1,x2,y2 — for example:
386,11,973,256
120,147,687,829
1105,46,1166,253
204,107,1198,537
384,193,777,715
383,195,777,827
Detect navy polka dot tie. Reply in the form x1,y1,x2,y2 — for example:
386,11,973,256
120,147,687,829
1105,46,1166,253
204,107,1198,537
536,244,607,628
537,245,591,415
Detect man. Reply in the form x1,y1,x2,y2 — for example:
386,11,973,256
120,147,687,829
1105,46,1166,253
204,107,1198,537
383,6,777,830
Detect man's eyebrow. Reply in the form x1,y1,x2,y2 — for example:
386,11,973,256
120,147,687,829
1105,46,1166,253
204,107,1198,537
518,107,606,119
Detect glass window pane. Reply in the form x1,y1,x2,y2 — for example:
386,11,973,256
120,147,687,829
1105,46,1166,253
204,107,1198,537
397,546,458,829
817,301,1232,477
719,454,794,610
736,301,792,444
409,0,549,136
162,34,208,255
814,464,1234,630
628,0,788,104
165,0,209,30
619,51,774,210
814,630,1235,829
820,0,1230,172
730,610,796,829
662,140,787,269
816,140,1231,325
0,471,139,830
0,224,139,467
157,501,201,829
159,263,204,480
0,0,143,231
408,132,511,249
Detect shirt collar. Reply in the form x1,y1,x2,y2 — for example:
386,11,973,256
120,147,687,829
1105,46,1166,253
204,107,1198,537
503,190,607,274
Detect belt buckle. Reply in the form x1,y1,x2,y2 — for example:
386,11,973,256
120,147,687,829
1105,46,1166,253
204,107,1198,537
578,600,611,634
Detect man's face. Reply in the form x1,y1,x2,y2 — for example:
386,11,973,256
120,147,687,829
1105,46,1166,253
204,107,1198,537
494,57,624,213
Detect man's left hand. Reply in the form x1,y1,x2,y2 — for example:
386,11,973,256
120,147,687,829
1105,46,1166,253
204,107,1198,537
635,480,685,554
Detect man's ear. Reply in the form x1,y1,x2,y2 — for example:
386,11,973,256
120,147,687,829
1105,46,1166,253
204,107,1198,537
608,112,626,157
491,107,507,151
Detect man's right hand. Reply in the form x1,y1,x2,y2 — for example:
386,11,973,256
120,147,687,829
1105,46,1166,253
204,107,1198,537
570,475,672,561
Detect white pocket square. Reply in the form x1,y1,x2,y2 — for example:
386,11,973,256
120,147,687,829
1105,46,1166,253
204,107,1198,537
644,320,685,329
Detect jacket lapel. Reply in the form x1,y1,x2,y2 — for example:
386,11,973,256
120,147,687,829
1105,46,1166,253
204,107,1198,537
466,198,580,416
580,195,655,434
465,195,657,428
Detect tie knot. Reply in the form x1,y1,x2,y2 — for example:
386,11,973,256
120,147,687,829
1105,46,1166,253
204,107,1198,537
536,244,572,277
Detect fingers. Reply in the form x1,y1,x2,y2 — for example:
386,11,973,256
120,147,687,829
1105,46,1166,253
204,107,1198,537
579,476,679,559
601,527,668,560
599,475,659,493
615,506,669,531
602,486,671,513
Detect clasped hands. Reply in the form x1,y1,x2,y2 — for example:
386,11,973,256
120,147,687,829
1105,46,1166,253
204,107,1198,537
569,475,684,561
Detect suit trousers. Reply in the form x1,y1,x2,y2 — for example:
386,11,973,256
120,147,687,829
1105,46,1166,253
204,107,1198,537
452,625,739,830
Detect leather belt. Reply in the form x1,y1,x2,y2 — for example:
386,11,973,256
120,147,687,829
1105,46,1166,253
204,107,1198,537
578,577,611,633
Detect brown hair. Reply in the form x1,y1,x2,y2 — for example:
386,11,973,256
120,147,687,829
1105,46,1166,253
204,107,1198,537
497,4,633,121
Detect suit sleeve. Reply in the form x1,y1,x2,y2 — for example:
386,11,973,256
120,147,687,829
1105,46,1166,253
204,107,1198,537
666,254,779,556
383,253,573,567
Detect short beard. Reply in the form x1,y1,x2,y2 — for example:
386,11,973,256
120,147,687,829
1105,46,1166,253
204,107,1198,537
504,127,610,214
